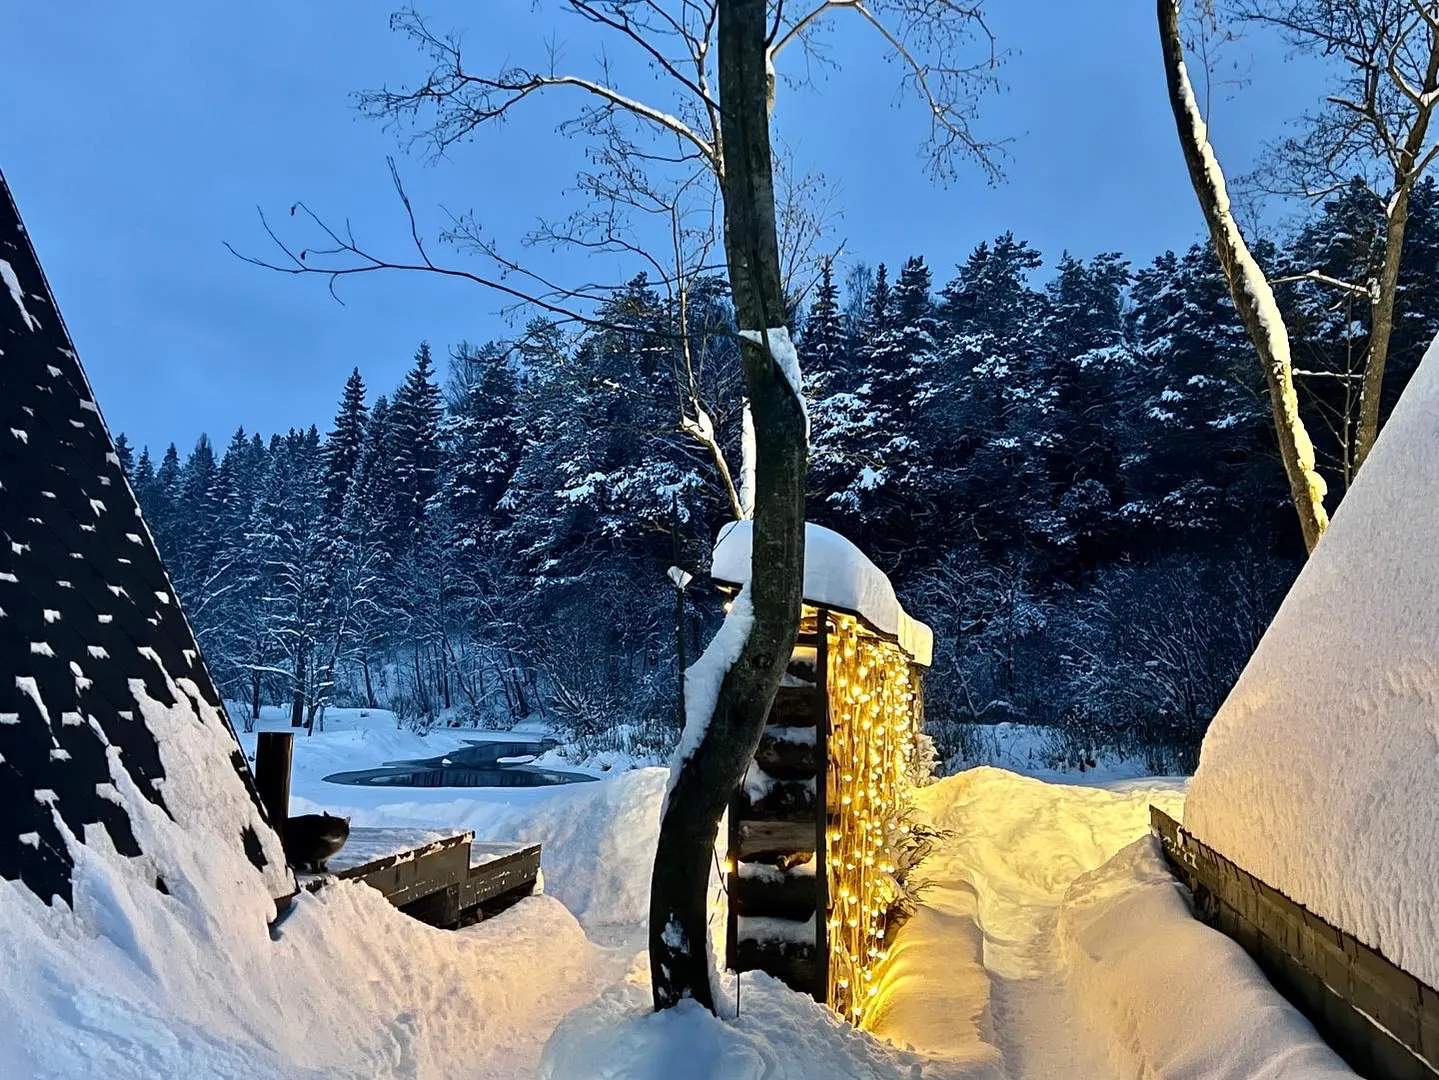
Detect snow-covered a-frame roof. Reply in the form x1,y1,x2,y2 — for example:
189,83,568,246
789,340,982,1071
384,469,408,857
0,172,290,908
1186,331,1439,990
711,520,933,666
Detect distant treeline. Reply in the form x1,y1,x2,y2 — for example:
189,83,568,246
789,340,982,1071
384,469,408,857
122,178,1439,770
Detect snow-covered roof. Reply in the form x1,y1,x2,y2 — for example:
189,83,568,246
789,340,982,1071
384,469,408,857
0,173,291,908
711,520,933,666
1186,330,1439,989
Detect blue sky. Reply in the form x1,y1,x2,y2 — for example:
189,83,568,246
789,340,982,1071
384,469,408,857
1,1,1325,453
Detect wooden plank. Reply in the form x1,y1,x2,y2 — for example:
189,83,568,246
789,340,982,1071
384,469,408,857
351,842,470,908
460,844,541,908
1151,806,1439,1079
755,726,818,778
733,866,817,920
769,685,819,727
400,883,462,929
734,937,820,997
736,818,815,859
327,828,473,881
735,778,817,822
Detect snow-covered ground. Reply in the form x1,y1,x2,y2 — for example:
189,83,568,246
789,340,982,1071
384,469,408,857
4,706,1359,1078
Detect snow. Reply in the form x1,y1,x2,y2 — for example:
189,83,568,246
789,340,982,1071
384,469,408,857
712,520,933,666
0,256,40,331
542,971,928,1080
1186,329,1439,989
739,401,756,519
737,913,815,945
738,326,805,419
1,695,1361,1078
311,826,458,876
864,767,1355,1079
667,582,754,803
1059,839,1353,1079
1,705,653,1079
947,721,1162,784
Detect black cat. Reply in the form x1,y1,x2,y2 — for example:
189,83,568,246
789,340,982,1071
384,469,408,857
282,813,351,873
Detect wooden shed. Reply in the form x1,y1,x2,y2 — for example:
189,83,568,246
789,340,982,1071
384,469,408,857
713,521,932,1023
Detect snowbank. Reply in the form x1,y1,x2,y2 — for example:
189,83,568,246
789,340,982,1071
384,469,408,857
711,520,932,665
1057,838,1353,1078
909,767,1186,978
541,967,926,1080
0,753,620,1079
1186,332,1439,987
866,768,1355,1078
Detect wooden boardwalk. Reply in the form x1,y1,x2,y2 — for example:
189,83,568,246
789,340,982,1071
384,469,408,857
289,827,541,929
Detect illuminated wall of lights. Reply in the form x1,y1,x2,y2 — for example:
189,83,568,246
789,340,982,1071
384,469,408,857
821,610,920,1025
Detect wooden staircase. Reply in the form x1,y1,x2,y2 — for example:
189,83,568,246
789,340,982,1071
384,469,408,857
727,631,829,998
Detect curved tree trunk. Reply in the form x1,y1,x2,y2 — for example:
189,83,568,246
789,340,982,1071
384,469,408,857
648,0,808,1012
1158,0,1329,553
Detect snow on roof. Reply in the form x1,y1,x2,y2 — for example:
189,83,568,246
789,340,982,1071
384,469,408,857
711,520,933,666
0,172,290,908
1186,330,1439,988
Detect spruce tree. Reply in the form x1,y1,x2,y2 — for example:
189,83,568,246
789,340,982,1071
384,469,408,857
389,343,445,543
114,433,135,476
324,367,369,518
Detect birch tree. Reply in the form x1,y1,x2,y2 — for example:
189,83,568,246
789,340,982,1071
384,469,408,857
1158,0,1331,552
1238,0,1439,472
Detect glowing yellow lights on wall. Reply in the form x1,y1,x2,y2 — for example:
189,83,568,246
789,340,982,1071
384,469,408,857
820,610,919,1025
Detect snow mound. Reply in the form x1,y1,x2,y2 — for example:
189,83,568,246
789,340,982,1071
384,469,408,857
473,767,666,928
308,766,669,931
1186,331,1439,988
541,967,925,1080
1058,838,1354,1078
711,520,933,665
0,740,617,1079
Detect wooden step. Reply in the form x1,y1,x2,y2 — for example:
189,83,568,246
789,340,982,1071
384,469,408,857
735,818,815,859
755,725,818,779
737,774,817,822
768,684,820,727
732,862,817,920
733,922,820,998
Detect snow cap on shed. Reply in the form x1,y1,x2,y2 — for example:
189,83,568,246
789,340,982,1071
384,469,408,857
711,520,933,666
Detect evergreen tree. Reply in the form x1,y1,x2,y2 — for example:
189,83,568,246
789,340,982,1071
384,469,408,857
802,258,847,392
443,341,523,547
114,433,135,476
389,343,445,542
324,367,369,518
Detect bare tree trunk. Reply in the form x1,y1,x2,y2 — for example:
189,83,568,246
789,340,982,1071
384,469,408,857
1355,187,1417,469
251,668,262,721
649,0,808,1012
1354,28,1439,469
289,648,307,728
362,652,377,709
1158,0,1329,553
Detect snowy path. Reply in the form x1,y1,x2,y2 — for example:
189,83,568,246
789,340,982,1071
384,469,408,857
868,768,1187,1079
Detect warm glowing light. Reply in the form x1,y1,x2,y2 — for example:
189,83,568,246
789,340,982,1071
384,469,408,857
819,609,922,1026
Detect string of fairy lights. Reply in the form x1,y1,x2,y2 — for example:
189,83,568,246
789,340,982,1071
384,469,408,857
821,611,920,1024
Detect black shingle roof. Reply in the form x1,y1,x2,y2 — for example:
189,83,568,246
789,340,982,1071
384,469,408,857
0,171,290,906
